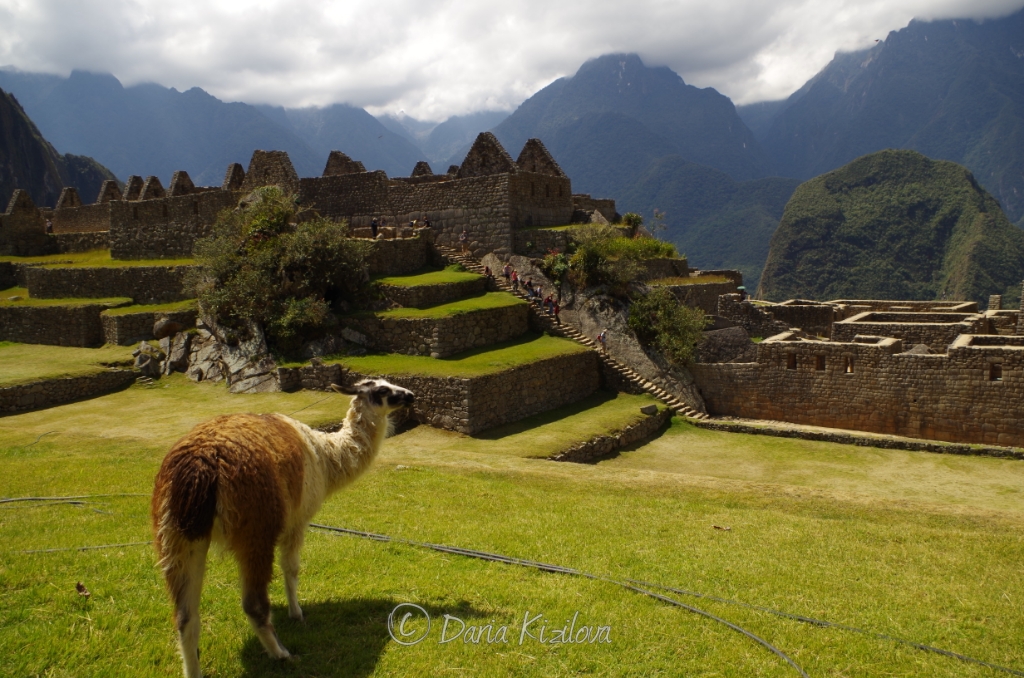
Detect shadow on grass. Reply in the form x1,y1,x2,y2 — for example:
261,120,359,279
240,597,490,677
474,390,619,441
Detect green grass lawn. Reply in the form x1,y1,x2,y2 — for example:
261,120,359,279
0,250,194,268
375,266,480,287
2,378,1024,676
0,342,135,387
334,333,587,377
101,299,197,317
367,292,525,319
0,287,132,308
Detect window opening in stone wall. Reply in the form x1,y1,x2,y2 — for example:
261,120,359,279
545,184,550,198
162,204,168,218
844,357,854,374
816,355,826,371
531,183,535,196
559,186,563,197
787,354,797,370
132,206,138,220
991,363,1003,382
193,201,199,216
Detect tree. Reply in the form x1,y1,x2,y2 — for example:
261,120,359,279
627,287,706,364
186,186,371,356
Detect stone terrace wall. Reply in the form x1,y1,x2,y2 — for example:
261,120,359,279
54,231,109,253
365,235,430,276
109,190,238,260
101,307,197,345
831,312,985,351
0,304,116,346
25,265,195,304
691,335,1024,447
343,301,528,358
0,369,136,414
344,349,600,434
550,408,672,463
767,301,836,337
51,203,111,234
379,277,486,308
662,281,737,314
718,294,790,338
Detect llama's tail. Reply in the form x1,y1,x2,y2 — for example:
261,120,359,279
153,446,219,544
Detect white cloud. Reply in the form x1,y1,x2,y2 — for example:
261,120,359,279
0,0,1021,119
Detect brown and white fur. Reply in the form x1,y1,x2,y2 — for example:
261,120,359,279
151,378,414,678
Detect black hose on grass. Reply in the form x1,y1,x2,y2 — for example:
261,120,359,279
311,523,1024,678
6,495,1021,677
311,523,808,677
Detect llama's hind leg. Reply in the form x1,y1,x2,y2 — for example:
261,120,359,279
164,537,210,678
280,528,305,621
240,545,291,659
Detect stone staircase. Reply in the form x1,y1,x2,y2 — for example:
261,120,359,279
435,244,708,420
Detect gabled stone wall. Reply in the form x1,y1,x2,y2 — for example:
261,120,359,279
109,190,239,259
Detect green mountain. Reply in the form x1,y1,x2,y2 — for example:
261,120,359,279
758,150,1024,306
0,86,116,208
743,9,1024,227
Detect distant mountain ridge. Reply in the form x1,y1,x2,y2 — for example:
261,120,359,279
0,86,116,209
0,69,426,184
758,150,1024,305
741,9,1024,227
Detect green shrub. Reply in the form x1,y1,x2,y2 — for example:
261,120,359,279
627,287,706,365
622,212,644,228
566,224,677,291
186,187,371,356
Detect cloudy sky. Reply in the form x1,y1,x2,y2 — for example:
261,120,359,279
1,0,1022,121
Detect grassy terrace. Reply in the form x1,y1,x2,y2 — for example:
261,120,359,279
0,342,134,387
333,333,587,377
0,250,194,268
101,299,197,317
375,265,481,287
649,274,733,286
0,286,131,308
363,291,524,320
2,377,1024,676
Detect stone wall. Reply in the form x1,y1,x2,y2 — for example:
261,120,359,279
379,277,486,309
54,231,109,253
831,299,978,320
365,235,430,276
508,173,574,231
691,333,1024,447
1,190,53,256
343,349,600,434
24,265,196,304
550,407,672,462
572,194,618,223
101,308,197,345
51,203,111,234
277,361,345,392
109,190,238,260
0,304,118,346
0,369,136,414
831,312,985,351
767,300,836,337
718,294,790,339
0,262,18,289
660,280,736,314
343,301,529,358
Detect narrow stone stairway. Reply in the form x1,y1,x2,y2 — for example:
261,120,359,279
435,244,708,420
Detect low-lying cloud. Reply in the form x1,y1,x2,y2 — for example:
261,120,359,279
1,0,1022,120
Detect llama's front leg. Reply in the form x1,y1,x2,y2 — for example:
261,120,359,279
280,528,305,621
240,546,291,659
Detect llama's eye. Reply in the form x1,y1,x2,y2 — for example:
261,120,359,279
376,387,389,396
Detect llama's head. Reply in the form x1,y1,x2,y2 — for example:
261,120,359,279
335,378,415,415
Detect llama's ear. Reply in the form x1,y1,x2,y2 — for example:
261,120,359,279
332,383,360,396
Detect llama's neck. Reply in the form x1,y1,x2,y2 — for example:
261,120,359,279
319,399,389,492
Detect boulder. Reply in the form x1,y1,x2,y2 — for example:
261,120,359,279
185,333,224,382
640,404,658,415
696,326,756,364
161,332,192,375
153,317,185,340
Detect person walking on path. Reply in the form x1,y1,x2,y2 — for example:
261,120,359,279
543,295,553,314
484,265,492,280
502,263,511,284
511,270,519,293
553,302,561,324
597,329,608,352
371,218,378,238
460,229,469,253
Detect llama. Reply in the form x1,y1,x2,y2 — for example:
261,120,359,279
151,378,414,678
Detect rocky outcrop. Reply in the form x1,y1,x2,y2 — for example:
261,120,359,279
183,319,280,393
